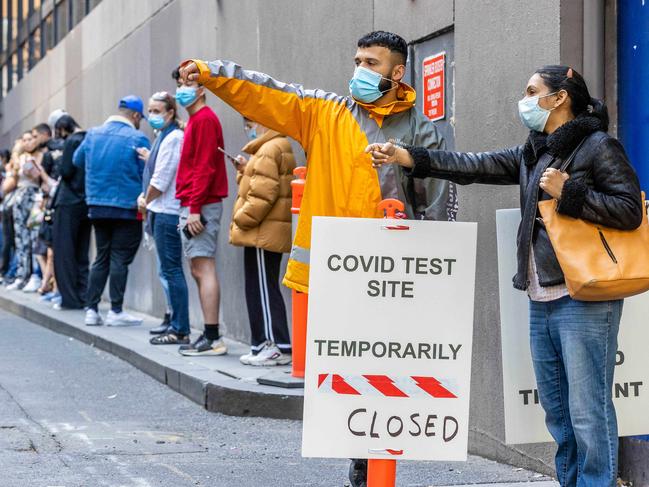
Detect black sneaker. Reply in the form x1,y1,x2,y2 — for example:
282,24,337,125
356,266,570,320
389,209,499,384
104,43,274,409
150,332,190,345
349,459,368,487
149,313,171,334
178,334,227,356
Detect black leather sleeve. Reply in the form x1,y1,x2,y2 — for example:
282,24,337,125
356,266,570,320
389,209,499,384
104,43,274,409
406,145,523,186
557,136,643,230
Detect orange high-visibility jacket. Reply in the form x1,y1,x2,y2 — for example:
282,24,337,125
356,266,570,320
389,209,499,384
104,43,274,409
192,59,455,293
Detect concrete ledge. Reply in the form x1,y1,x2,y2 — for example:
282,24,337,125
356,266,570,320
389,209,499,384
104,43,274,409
0,291,304,420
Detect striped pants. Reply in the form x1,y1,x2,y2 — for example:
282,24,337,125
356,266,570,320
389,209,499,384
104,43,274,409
12,187,36,281
244,247,291,354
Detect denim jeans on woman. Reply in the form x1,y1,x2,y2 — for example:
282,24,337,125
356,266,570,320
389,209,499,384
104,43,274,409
151,212,190,335
529,296,622,487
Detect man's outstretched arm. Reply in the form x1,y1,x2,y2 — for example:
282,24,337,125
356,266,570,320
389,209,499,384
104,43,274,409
179,59,342,148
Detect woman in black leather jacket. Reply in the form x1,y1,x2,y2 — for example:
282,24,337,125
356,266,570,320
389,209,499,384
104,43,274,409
367,65,642,487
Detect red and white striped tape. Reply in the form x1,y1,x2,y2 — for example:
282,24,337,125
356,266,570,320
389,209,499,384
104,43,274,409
368,448,404,456
317,373,457,398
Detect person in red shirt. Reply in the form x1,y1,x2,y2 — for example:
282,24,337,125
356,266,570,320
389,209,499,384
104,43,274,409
173,69,228,357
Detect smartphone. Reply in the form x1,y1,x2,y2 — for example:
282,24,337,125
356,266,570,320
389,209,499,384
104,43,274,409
182,214,208,240
218,146,241,168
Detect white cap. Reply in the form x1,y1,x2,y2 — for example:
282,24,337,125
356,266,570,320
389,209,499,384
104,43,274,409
48,109,67,131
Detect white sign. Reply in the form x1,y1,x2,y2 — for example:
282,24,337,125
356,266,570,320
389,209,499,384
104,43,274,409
301,217,477,461
497,209,649,444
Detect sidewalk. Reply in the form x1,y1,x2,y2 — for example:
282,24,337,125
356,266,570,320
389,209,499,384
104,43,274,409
0,288,566,485
0,288,303,420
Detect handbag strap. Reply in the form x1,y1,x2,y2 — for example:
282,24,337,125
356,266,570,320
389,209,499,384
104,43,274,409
559,137,588,173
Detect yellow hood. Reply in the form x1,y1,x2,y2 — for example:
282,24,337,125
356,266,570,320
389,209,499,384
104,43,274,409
353,82,417,125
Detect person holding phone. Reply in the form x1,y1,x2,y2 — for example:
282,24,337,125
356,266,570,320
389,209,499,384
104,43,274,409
172,68,229,357
7,131,42,291
229,117,295,366
136,91,191,346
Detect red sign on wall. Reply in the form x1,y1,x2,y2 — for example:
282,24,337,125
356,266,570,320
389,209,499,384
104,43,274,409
422,52,446,121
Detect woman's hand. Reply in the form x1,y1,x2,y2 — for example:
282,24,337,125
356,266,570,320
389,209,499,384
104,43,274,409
137,194,147,214
364,142,414,169
234,155,248,173
539,168,569,199
136,147,150,162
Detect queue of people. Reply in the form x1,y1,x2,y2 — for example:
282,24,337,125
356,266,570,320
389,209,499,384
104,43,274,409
0,68,297,367
0,28,641,487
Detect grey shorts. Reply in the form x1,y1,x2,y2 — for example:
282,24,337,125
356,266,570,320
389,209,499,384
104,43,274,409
179,202,223,259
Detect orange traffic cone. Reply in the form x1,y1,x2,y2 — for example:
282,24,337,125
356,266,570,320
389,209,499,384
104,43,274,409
291,167,308,378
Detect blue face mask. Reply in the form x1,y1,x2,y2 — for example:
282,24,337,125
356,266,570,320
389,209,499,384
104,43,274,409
246,127,257,140
517,92,557,132
175,87,198,107
349,66,394,103
148,113,167,130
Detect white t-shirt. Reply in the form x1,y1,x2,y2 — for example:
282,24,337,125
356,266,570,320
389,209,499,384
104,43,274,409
146,128,183,215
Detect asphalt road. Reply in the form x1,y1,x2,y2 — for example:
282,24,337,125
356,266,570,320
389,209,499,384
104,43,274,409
0,308,552,487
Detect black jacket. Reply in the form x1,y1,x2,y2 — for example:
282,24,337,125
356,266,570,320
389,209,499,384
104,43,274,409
406,115,643,291
54,131,87,207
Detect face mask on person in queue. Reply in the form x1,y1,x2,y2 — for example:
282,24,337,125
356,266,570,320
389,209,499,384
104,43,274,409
148,112,169,130
175,86,199,107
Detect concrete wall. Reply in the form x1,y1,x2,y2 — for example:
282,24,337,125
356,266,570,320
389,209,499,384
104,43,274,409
0,0,571,474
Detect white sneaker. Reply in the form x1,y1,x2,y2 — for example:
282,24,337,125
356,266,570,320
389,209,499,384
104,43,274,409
249,342,292,366
5,280,24,291
22,275,42,293
239,351,255,365
85,308,103,326
105,310,143,327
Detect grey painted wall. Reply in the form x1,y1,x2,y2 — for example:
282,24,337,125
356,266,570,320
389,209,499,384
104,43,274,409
0,0,572,474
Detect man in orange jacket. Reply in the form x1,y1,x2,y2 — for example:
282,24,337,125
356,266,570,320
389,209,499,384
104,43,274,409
178,31,457,295
179,31,457,487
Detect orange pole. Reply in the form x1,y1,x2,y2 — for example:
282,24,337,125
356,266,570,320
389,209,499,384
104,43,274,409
367,459,397,487
291,291,308,378
291,167,308,378
366,198,405,487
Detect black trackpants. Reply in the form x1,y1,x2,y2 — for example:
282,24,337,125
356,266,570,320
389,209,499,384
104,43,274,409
244,247,291,354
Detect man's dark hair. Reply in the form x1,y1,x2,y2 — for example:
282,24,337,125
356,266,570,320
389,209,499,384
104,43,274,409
32,122,52,137
357,31,408,64
55,114,80,134
0,149,11,163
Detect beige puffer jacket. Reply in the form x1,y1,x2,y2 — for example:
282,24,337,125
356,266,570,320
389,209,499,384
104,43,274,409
229,130,296,253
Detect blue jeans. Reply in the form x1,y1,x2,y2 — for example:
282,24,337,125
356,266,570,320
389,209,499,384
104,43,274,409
152,212,190,335
155,252,172,314
530,296,622,487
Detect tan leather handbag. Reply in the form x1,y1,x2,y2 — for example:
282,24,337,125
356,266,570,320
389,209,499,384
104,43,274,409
538,144,649,301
